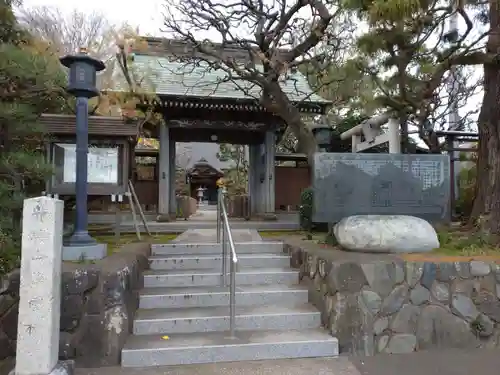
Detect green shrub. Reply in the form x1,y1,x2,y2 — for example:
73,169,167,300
299,187,328,232
176,205,184,218
0,7,68,276
299,188,314,231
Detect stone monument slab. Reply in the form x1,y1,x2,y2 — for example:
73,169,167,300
14,197,73,375
312,153,450,223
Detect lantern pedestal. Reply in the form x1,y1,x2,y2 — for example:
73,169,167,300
62,243,107,261
60,49,107,261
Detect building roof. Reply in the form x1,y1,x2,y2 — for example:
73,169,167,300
188,157,224,177
111,47,330,108
39,114,136,136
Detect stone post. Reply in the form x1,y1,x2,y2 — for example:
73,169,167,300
168,138,177,216
263,130,276,214
12,197,73,375
248,144,259,215
157,123,171,221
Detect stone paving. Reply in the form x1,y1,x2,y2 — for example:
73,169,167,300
88,212,300,232
172,228,263,243
74,347,500,375
76,357,360,375
349,348,499,375
5,349,500,375
189,207,218,221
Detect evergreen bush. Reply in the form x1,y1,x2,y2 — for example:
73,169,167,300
0,1,67,275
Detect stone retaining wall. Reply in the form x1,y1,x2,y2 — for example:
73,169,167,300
0,242,150,367
285,243,500,355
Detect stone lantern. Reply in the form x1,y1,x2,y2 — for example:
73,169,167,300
60,47,105,97
311,124,333,151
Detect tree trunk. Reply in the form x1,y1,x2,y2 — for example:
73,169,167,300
470,0,500,234
266,83,318,164
399,112,409,153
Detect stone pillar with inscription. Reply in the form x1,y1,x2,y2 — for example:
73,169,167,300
12,197,73,375
157,123,171,221
168,138,177,217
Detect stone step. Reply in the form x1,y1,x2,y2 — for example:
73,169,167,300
151,241,284,256
139,284,308,309
143,268,299,288
121,328,339,367
148,254,290,270
133,303,320,335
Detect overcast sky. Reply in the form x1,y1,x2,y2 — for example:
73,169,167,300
20,0,483,136
21,0,166,35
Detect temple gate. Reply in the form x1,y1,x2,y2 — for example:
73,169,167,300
114,37,330,220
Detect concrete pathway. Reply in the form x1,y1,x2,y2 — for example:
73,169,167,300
349,348,500,375
172,228,262,243
189,208,218,221
75,348,500,375
88,212,300,232
76,357,360,375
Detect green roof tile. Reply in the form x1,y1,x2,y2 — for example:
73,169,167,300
112,54,330,104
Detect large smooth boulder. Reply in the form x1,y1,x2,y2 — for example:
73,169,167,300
334,215,439,253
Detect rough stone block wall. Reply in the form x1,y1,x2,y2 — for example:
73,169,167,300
0,242,150,367
285,243,500,355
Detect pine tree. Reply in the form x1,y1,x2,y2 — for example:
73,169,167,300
0,0,67,274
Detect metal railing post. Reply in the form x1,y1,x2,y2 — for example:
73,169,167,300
217,186,238,338
220,188,227,286
216,188,221,243
222,221,227,287
229,255,236,337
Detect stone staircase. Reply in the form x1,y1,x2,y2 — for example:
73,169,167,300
121,238,338,367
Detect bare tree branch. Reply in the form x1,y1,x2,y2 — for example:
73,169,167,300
17,6,119,61
158,0,352,160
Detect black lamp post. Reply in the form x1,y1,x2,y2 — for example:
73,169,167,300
60,48,105,247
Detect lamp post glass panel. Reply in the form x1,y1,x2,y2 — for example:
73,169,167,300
60,48,105,246
313,127,333,152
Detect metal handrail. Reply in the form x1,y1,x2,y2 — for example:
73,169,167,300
216,187,238,338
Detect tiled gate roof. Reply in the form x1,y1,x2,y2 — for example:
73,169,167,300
112,53,330,105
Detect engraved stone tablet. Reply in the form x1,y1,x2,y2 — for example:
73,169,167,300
312,153,450,223
16,197,64,375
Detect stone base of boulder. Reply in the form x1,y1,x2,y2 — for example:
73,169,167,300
285,242,500,355
334,215,440,253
